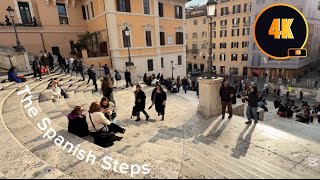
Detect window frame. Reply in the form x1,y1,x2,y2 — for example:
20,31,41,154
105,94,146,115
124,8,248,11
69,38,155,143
17,1,33,24
145,30,152,47
147,59,154,72
143,0,150,14
56,3,69,25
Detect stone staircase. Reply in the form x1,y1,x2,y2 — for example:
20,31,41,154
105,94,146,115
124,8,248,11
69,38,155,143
0,68,319,179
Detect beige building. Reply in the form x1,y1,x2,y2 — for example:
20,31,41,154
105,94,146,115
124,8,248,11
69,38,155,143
186,0,251,76
0,0,87,57
186,5,209,71
0,0,189,79
212,0,251,76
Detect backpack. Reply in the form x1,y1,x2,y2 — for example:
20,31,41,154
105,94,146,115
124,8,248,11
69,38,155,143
115,72,121,81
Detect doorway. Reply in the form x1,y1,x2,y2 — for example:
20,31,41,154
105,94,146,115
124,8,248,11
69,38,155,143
52,47,60,56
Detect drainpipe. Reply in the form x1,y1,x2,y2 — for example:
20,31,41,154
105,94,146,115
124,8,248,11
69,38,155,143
40,33,46,51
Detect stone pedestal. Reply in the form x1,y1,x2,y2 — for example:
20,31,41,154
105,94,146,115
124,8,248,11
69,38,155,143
316,88,320,102
197,77,223,118
128,66,139,85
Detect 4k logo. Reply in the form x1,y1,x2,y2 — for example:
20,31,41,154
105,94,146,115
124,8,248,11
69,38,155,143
309,158,319,167
268,18,294,39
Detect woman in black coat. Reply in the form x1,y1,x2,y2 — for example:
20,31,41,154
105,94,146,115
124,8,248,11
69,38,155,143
149,83,167,121
134,84,150,121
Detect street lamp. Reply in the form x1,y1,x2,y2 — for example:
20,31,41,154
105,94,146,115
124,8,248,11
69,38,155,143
124,26,133,67
171,60,174,79
206,0,217,78
6,6,24,52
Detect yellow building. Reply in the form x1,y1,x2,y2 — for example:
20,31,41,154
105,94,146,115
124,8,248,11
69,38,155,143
186,5,208,71
212,0,251,76
82,0,189,78
0,0,87,56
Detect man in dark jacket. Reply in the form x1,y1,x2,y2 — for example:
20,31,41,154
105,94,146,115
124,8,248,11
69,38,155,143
76,59,85,81
219,79,235,119
125,69,133,88
104,64,110,76
134,84,150,121
87,65,98,92
48,52,54,70
182,77,190,93
33,57,42,81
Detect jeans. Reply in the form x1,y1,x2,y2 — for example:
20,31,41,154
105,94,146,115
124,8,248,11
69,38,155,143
246,105,258,122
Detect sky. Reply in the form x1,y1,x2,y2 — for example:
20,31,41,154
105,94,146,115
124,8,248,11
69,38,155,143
186,0,207,7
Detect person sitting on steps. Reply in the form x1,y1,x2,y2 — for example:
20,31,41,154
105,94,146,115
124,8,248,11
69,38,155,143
67,106,89,137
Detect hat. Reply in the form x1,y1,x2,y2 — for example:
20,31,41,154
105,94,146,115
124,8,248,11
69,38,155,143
74,106,84,112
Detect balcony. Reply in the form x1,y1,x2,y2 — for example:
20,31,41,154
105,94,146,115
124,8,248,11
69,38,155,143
243,22,250,26
221,25,227,29
191,49,199,54
232,24,239,28
0,17,42,27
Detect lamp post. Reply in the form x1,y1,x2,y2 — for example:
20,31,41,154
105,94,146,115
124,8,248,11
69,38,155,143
171,60,174,79
124,26,133,67
206,0,217,78
6,6,24,52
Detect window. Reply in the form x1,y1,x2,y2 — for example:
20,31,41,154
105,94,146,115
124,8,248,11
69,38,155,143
212,21,216,27
220,54,226,61
202,31,207,38
161,58,164,68
203,56,206,59
232,29,239,36
69,41,76,52
158,2,164,17
252,55,261,66
194,55,197,59
143,0,150,14
90,1,95,18
201,43,206,49
116,0,131,12
243,28,250,35
231,42,239,48
233,5,241,14
242,41,249,48
220,30,227,37
220,20,227,26
221,7,229,16
244,3,251,12
145,31,152,47
18,2,32,24
178,55,182,65
81,6,87,20
122,29,131,47
194,64,198,70
57,4,68,25
203,18,206,24
168,35,173,45
231,54,238,61
242,54,248,61
160,32,165,46
175,6,183,19
220,66,225,74
86,5,90,20
243,17,250,25
147,59,154,71
194,20,198,25
192,44,197,50
212,31,216,38
212,43,216,49
176,32,183,44
193,32,198,38
232,18,240,27
220,43,227,49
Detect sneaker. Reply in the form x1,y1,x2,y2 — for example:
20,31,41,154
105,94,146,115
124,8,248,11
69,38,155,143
222,116,225,119
146,116,150,121
245,121,252,125
135,118,141,122
115,136,123,141
228,115,232,119
254,120,258,124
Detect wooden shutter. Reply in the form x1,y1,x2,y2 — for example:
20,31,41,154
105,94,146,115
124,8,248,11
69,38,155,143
126,0,131,12
116,0,120,11
179,6,182,19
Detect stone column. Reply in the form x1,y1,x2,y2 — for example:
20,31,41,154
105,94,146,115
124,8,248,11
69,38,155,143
197,77,223,118
128,66,139,85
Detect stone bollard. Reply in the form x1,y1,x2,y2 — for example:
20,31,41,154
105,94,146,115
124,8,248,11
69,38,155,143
197,77,223,118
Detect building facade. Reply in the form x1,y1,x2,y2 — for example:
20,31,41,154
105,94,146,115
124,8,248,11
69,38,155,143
0,0,87,57
248,0,320,79
186,5,209,71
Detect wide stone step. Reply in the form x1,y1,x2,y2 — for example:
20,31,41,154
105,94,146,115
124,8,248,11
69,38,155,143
0,86,70,179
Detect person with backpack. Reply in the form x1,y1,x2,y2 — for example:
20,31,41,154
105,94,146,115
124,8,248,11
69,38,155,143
101,77,116,108
87,65,98,92
134,84,150,122
114,70,122,89
125,69,133,88
32,56,42,81
71,58,79,75
182,76,190,93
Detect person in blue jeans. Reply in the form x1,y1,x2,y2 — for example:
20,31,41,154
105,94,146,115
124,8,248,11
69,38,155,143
242,85,259,125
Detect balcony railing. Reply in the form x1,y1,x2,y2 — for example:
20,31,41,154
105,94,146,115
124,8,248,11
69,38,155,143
0,17,42,27
191,49,199,54
243,22,250,26
232,24,239,28
221,25,227,29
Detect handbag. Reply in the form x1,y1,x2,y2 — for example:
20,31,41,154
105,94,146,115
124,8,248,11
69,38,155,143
131,106,137,118
88,113,114,147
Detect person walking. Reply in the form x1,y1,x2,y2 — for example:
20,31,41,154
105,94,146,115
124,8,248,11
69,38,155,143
40,50,50,75
57,54,64,70
48,52,54,71
71,58,79,75
87,65,98,92
101,77,116,108
160,74,164,85
59,55,67,74
32,57,42,81
65,57,71,74
219,79,235,119
104,64,110,77
176,76,181,93
242,85,259,124
114,70,122,89
182,76,190,93
76,59,85,81
300,90,304,100
134,84,150,121
125,69,133,88
149,83,167,121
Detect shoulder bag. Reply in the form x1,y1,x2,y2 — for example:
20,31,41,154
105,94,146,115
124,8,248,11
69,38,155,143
88,113,114,147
